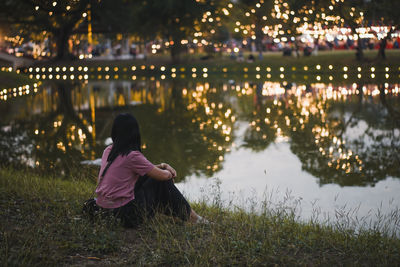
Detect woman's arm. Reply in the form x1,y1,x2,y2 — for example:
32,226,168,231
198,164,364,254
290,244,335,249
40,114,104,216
147,166,173,181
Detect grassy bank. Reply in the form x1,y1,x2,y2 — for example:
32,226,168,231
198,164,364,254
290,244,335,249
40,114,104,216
1,168,399,266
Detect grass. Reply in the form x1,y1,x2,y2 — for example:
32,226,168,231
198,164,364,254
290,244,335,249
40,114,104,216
1,167,400,266
0,59,12,67
0,71,36,90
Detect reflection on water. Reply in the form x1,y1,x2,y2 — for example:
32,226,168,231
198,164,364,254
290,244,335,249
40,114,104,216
1,80,236,178
1,79,400,227
1,80,399,182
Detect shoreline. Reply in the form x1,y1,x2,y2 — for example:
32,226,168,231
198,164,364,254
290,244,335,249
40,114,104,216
1,50,399,89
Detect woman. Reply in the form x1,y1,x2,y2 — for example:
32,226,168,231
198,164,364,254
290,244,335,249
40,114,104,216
95,113,206,227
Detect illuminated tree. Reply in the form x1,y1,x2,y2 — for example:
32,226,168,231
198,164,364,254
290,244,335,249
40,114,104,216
138,98,234,178
0,81,95,177
273,0,347,57
0,79,237,181
234,82,278,150
232,81,400,186
131,0,221,63
237,0,275,59
0,0,92,60
272,0,310,57
193,1,232,58
286,87,400,186
0,0,133,60
365,0,400,59
324,0,368,61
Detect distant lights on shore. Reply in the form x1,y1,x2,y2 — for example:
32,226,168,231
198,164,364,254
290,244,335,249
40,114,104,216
4,63,399,86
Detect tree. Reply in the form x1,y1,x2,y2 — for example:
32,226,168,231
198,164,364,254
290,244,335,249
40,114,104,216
0,0,133,60
365,0,400,59
325,0,368,61
236,0,275,59
193,1,232,58
286,87,400,186
131,0,220,63
0,0,92,60
0,81,95,177
233,81,400,186
272,0,311,57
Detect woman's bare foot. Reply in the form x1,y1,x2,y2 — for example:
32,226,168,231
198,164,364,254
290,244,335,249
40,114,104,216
189,209,209,224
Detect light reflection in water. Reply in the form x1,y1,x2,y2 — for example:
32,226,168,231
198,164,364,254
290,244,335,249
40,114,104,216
1,79,399,229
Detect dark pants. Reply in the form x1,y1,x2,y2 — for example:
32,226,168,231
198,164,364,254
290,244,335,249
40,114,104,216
113,176,191,228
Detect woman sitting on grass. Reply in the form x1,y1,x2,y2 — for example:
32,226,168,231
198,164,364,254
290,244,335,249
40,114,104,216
95,113,206,227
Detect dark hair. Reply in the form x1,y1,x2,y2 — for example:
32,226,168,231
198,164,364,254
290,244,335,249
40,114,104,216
101,113,142,177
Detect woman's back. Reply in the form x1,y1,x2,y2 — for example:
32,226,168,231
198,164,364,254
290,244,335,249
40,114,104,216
95,145,154,209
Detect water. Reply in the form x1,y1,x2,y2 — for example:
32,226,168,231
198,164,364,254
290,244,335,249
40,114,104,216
1,78,400,232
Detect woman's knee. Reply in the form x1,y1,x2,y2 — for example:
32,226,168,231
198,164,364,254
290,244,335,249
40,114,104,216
150,178,175,189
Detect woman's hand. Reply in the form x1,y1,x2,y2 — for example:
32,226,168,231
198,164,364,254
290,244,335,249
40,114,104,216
165,164,177,178
159,163,177,178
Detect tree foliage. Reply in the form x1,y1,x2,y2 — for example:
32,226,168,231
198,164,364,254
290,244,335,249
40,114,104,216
0,0,398,62
130,0,223,62
0,0,133,60
364,0,400,59
236,0,275,58
0,0,93,59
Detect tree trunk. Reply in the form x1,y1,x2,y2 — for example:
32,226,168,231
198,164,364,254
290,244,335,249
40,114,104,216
294,40,300,58
56,81,94,141
358,83,364,104
218,45,223,58
55,27,73,60
56,82,75,117
379,84,386,104
378,39,387,59
356,36,364,61
378,28,393,60
255,26,263,60
255,39,263,60
170,43,182,63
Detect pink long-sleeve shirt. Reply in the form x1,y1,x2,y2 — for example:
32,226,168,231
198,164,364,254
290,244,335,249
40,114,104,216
95,146,155,209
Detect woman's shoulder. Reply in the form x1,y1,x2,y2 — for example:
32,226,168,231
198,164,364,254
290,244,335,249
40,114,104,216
103,145,113,153
127,150,152,163
127,150,154,170
127,150,144,157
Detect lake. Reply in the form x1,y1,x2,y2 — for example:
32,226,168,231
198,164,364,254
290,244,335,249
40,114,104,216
1,77,399,232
